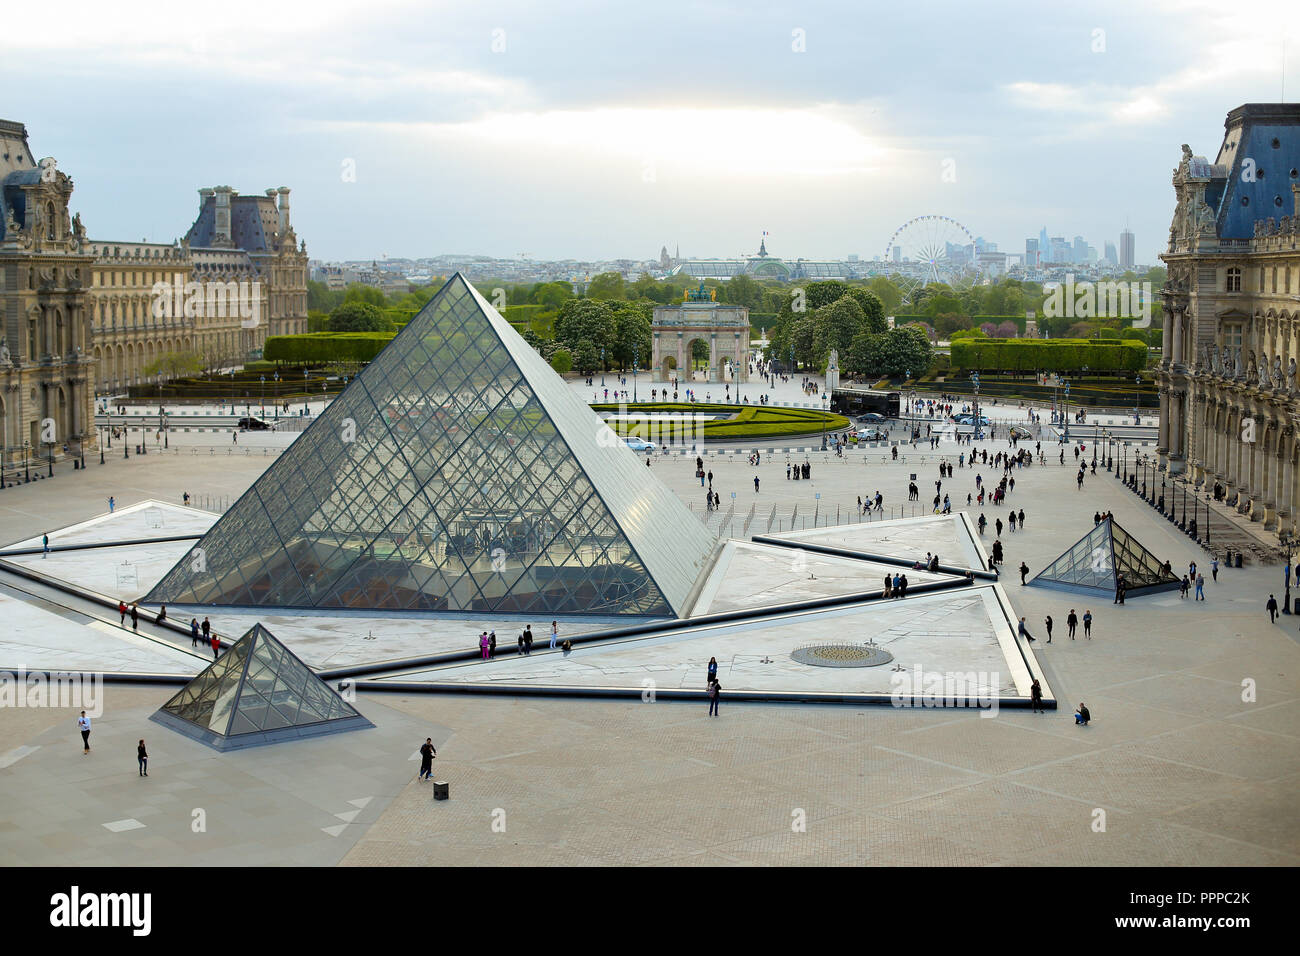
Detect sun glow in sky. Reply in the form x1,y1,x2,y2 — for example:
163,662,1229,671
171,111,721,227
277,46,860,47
3,0,1295,262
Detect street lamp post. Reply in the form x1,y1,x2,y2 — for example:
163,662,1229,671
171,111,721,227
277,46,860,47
633,345,639,402
303,369,309,414
1280,531,1297,614
45,439,53,477
23,439,30,482
260,374,266,416
600,348,605,387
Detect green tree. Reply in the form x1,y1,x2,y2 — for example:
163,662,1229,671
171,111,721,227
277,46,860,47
722,274,764,310
533,281,575,310
586,272,625,301
804,280,849,311
554,298,615,359
329,301,393,333
573,340,600,375
846,287,887,334
145,350,205,380
611,303,652,369
865,276,903,315
812,295,866,364
550,348,573,374
307,280,343,313
342,284,387,307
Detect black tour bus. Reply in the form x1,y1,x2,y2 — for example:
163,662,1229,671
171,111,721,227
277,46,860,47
830,387,901,420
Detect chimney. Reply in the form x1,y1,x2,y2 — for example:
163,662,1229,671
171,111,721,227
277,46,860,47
213,186,233,247
277,186,291,235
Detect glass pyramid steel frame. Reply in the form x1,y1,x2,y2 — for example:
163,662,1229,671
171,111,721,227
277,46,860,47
150,624,373,750
147,273,714,617
1028,517,1181,597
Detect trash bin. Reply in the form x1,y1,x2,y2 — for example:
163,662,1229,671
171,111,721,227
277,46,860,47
1235,553,1243,568
432,781,449,801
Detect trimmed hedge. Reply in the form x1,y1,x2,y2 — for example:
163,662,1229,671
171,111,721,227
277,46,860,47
950,337,1146,373
264,332,395,364
591,402,849,441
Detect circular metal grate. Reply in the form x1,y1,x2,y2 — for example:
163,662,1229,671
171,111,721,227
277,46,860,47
791,642,894,668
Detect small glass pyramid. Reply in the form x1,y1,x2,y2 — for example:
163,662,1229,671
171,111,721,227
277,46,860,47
151,623,373,750
1029,517,1181,596
147,273,713,617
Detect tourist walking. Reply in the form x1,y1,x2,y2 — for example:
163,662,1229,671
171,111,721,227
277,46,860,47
1082,609,1092,638
78,711,92,754
119,600,128,626
1019,561,1029,585
210,633,220,658
1030,679,1043,714
1195,573,1205,600
707,679,721,717
550,621,558,649
190,618,200,647
137,739,148,777
130,604,139,631
42,533,49,558
1044,614,1053,643
202,617,211,644
1267,594,1279,623
524,625,534,655
707,656,718,685
479,631,490,659
418,738,437,781
108,496,115,513
1211,556,1219,581
1067,609,1078,639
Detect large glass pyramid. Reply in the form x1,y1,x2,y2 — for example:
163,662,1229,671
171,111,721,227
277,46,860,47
150,624,373,750
147,273,713,617
1029,517,1180,596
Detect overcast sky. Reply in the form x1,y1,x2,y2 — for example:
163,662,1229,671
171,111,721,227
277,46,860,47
5,0,1295,266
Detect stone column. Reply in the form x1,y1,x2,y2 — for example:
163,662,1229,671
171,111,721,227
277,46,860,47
1164,385,1175,468
1162,307,1174,367
709,333,718,384
1171,312,1184,367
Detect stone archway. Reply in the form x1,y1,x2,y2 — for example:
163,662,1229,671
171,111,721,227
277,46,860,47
652,296,750,386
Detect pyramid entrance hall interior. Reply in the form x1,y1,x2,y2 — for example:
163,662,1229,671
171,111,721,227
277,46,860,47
2,270,1297,869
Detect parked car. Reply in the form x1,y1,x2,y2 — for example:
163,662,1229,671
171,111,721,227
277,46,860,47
624,436,657,451
954,414,991,427
852,428,889,443
237,416,273,431
855,412,887,423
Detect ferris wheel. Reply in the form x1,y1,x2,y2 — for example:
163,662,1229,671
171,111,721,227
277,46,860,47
883,215,981,302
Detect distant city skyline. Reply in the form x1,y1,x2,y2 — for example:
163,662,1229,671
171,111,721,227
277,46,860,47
4,0,1293,266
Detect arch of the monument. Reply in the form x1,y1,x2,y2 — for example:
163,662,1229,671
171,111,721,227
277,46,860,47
651,305,751,385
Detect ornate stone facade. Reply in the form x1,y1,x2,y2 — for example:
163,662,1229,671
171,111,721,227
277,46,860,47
86,185,308,394
1158,104,1300,534
1,120,98,473
652,289,750,383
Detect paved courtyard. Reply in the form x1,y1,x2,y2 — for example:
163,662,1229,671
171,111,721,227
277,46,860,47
1,421,1297,866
